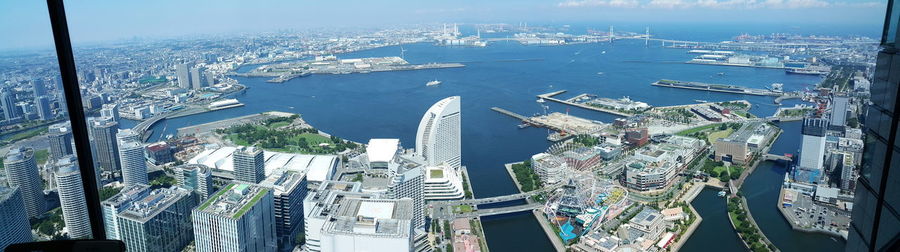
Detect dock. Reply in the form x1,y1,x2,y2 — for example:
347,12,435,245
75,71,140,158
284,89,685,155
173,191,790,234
652,79,781,96
491,107,565,132
537,91,632,117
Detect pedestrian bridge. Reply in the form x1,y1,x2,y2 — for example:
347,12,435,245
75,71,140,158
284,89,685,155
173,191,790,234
763,153,792,162
428,185,561,219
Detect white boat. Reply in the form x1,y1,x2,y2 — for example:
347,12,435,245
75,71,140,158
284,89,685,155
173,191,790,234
426,80,442,86
601,51,606,54
597,72,604,75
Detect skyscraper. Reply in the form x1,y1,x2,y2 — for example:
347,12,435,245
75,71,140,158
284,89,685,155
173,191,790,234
4,147,46,218
233,146,265,183
0,186,33,251
831,96,850,129
797,118,827,183
116,128,140,144
416,96,462,170
32,79,46,97
846,6,900,250
259,168,308,250
91,118,121,173
54,156,93,239
1,87,19,121
101,184,150,240
101,103,119,122
175,63,191,90
35,96,52,120
190,66,207,90
118,140,148,187
388,165,425,229
192,183,276,252
174,164,213,201
48,122,74,159
116,187,197,252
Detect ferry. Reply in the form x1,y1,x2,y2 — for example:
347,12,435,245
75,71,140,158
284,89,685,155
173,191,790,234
786,68,829,75
426,80,442,86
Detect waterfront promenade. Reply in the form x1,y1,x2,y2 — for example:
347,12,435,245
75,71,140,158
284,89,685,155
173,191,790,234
504,162,566,252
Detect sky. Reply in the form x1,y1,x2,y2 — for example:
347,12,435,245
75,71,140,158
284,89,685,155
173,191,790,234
0,0,888,51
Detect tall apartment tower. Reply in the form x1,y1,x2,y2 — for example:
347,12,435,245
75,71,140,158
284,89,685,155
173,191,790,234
175,164,214,201
48,122,74,158
797,118,828,183
233,146,265,184
845,5,900,250
416,96,462,170
175,63,191,90
118,140,148,187
1,87,19,121
0,186,33,250
831,96,850,129
260,168,308,250
91,118,121,173
54,156,93,239
101,103,119,122
101,184,150,240
35,96,52,120
116,129,140,144
192,183,276,252
388,166,425,229
190,66,207,90
4,147,46,218
116,187,197,252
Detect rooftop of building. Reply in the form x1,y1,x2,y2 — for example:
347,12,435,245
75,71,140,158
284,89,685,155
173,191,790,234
118,187,191,223
630,208,663,227
259,168,306,195
102,184,150,207
187,146,338,182
324,198,413,237
366,138,400,164
196,183,269,219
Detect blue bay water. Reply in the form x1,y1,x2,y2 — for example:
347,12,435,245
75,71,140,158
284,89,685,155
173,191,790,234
123,25,864,251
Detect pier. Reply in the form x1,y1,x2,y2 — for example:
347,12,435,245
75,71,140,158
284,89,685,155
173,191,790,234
651,79,780,96
490,107,563,132
537,90,632,117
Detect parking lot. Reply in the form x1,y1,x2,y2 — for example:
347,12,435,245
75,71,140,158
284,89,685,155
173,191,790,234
782,192,851,233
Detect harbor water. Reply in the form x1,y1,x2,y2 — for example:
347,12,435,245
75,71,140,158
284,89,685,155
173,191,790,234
125,24,872,251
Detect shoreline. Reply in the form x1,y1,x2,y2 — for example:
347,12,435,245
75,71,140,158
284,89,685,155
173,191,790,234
504,162,566,252
775,187,849,240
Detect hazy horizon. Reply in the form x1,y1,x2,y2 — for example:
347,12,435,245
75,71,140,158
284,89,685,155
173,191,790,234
0,0,887,51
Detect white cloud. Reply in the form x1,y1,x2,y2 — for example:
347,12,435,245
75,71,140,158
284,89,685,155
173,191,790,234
557,0,882,9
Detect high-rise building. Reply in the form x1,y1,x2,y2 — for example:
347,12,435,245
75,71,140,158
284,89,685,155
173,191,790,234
118,140,148,187
48,122,74,159
388,165,425,229
91,118,121,173
116,129,140,144
233,146,265,183
423,164,466,200
1,87,19,121
116,187,197,252
4,147,46,218
32,79,46,97
54,156,93,239
192,183,276,252
35,96,52,120
845,7,900,250
320,198,416,252
260,168,308,250
797,118,828,183
416,96,462,170
190,66,207,90
174,164,213,201
175,63,191,89
101,103,119,122
302,180,367,252
101,184,150,240
0,186,33,250
831,96,850,129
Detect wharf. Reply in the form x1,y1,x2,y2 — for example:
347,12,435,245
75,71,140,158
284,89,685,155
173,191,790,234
652,79,781,97
537,90,632,117
490,107,563,132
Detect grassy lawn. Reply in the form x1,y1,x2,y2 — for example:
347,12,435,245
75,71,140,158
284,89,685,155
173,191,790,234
707,128,733,143
729,166,744,176
729,211,745,228
430,169,444,179
676,123,719,136
227,134,250,146
453,204,474,214
1,127,49,145
34,149,50,165
268,121,290,128
712,166,728,175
